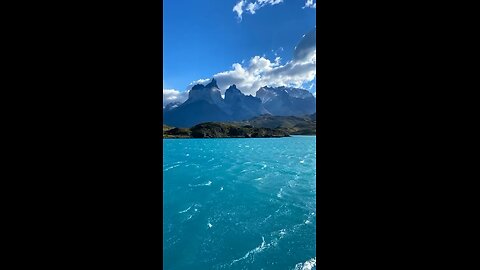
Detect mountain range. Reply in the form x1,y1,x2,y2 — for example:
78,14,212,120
163,78,316,128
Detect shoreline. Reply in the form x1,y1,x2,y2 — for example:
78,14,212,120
162,135,316,139
162,136,290,139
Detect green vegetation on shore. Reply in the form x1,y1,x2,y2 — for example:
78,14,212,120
235,114,316,135
163,114,316,138
164,122,288,138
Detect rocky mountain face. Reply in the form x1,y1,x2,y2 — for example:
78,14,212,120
163,78,316,128
224,84,269,121
255,86,316,116
164,101,181,111
163,100,231,128
163,79,231,127
184,78,227,110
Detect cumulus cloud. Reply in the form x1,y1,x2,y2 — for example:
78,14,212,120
187,29,316,96
233,0,284,20
293,28,316,63
303,0,316,9
163,89,188,107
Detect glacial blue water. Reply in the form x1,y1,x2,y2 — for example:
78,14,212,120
163,136,316,270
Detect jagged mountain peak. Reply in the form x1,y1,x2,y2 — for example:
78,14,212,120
255,86,316,116
191,83,204,90
190,78,219,91
205,78,219,89
225,84,242,95
164,83,315,128
184,79,226,115
257,86,314,99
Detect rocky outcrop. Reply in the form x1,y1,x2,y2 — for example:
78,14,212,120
255,86,316,116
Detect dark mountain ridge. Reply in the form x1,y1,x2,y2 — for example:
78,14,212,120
163,79,231,127
163,122,289,138
234,114,316,135
224,84,269,121
163,78,316,128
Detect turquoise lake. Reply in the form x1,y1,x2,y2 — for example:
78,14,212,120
163,136,316,270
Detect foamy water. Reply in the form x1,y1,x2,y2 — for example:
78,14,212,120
163,136,316,269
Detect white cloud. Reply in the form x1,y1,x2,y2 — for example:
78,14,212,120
233,0,284,20
186,53,315,97
246,2,258,14
187,54,315,97
303,0,316,9
163,89,188,107
293,28,316,63
186,29,316,97
233,0,245,21
234,0,315,20
259,0,284,4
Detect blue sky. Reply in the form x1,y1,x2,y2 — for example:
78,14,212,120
163,0,316,106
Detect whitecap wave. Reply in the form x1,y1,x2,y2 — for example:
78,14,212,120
225,227,295,267
164,164,180,171
274,204,285,214
261,214,272,223
277,188,284,198
178,204,193,214
292,257,316,270
229,236,267,265
188,180,212,187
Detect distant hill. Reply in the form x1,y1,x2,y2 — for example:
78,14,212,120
163,122,289,138
163,78,316,128
163,113,316,138
164,127,191,138
235,114,316,135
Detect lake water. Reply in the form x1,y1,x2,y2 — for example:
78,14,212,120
163,136,316,270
